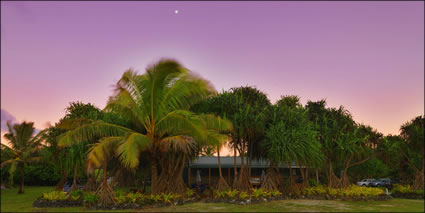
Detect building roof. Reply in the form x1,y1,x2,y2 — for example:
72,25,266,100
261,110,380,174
187,156,302,169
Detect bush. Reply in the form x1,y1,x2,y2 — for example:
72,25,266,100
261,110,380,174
70,190,84,201
303,185,384,197
308,179,319,187
127,192,141,203
239,191,249,200
271,190,282,197
161,193,181,204
303,185,327,196
251,188,264,199
185,188,195,198
41,191,69,201
213,190,226,199
83,192,99,207
261,190,271,198
149,194,162,203
1,163,62,186
115,191,183,205
225,189,239,199
391,184,424,195
116,193,128,205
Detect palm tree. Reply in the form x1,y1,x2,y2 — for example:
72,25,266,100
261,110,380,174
59,59,232,199
1,121,45,194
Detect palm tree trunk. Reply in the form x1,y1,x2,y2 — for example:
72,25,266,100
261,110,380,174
233,143,237,183
289,160,293,187
18,165,24,194
248,141,253,176
151,159,159,194
218,147,223,177
316,169,319,184
103,163,107,186
70,165,78,191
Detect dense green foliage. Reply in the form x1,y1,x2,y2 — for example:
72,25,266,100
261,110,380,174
0,163,61,186
391,184,425,195
1,58,423,207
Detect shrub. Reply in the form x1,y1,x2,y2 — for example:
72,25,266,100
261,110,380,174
327,188,338,196
171,193,181,201
185,188,195,198
391,184,424,195
391,184,411,194
161,193,173,203
303,185,327,196
303,185,384,197
115,189,125,198
261,190,271,198
225,189,239,199
70,190,84,201
127,192,140,203
116,193,128,205
149,194,162,203
271,190,282,197
308,179,318,187
83,192,99,206
41,191,69,201
213,190,226,199
251,188,264,199
415,189,424,195
239,191,249,200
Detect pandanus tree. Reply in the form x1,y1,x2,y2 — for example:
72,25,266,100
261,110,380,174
58,59,232,203
1,121,45,194
305,100,381,188
193,87,271,192
262,96,323,191
191,91,234,191
227,87,271,192
400,115,424,190
58,102,103,191
41,126,71,191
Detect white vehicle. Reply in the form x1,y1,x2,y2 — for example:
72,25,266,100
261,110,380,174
357,179,377,187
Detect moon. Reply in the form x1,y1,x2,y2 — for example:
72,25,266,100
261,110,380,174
174,10,179,14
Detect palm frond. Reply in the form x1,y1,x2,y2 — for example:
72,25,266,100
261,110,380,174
156,110,206,142
58,121,133,147
117,133,151,169
87,136,123,169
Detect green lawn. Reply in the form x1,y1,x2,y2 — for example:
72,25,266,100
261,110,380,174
1,186,424,212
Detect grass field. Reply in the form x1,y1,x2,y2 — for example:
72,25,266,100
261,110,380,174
1,186,424,212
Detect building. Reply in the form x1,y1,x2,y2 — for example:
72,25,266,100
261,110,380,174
184,156,304,187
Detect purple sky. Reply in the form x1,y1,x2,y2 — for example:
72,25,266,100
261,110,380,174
1,1,424,139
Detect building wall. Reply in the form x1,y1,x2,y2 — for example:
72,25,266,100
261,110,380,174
183,167,301,187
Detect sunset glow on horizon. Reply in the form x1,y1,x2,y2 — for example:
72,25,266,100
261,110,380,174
1,1,424,142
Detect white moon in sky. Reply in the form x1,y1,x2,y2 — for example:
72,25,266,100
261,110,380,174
175,10,179,14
